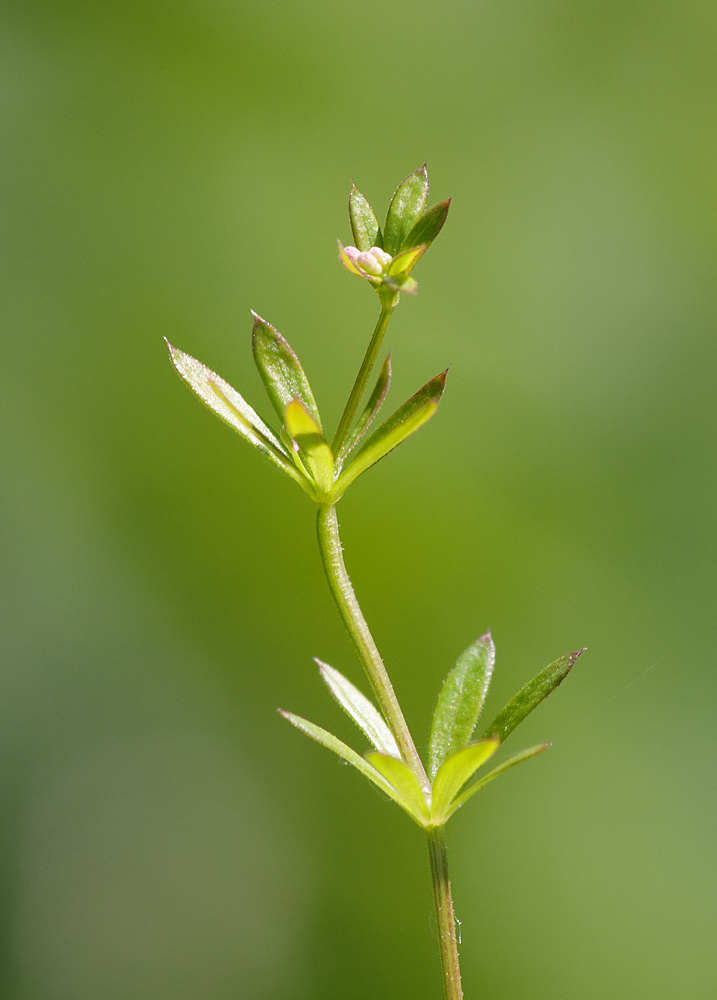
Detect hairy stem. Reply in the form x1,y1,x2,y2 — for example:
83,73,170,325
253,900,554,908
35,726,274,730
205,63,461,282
331,291,398,457
428,826,464,1000
316,503,429,791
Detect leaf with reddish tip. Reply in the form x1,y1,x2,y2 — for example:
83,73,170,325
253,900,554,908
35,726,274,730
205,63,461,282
430,738,500,823
479,649,586,744
317,660,400,758
383,164,429,255
428,632,496,780
349,183,381,252
338,354,392,463
167,342,310,491
333,370,447,495
252,313,322,429
445,744,551,820
404,199,451,252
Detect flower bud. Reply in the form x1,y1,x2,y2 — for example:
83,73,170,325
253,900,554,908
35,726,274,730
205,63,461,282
342,246,362,265
356,251,384,276
370,248,393,270
339,244,393,283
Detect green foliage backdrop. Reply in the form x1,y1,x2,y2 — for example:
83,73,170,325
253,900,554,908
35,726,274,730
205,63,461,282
1,1,715,997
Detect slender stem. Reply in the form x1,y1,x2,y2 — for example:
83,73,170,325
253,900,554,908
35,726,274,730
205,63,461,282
428,826,464,1000
316,503,429,791
331,291,398,457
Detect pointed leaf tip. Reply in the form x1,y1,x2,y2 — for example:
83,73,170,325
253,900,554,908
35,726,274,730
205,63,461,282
349,183,381,252
317,659,400,758
428,631,496,779
167,343,312,491
480,648,585,745
383,165,429,255
252,313,322,429
333,369,447,495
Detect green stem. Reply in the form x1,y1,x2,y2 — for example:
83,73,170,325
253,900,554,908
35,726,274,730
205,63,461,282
331,291,398,457
428,826,464,1000
316,503,429,791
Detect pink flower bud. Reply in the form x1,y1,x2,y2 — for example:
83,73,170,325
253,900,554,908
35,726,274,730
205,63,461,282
356,251,384,276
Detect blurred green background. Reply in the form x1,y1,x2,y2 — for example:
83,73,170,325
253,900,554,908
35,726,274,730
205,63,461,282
1,1,715,997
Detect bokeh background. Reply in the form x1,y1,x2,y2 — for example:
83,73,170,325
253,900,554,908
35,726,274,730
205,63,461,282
1,1,716,997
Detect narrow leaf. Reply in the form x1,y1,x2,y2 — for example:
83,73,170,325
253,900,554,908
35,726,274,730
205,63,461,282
338,353,392,463
333,370,447,495
167,342,309,490
428,632,496,780
317,660,400,758
431,738,500,823
284,399,334,493
366,753,431,827
479,649,585,744
252,312,322,429
445,744,551,820
279,710,412,812
383,164,429,255
404,199,451,251
349,183,381,252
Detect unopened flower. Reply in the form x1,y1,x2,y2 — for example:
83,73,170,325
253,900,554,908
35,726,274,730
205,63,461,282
340,244,393,282
339,167,450,297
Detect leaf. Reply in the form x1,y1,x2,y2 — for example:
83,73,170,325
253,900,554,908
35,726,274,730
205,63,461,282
338,354,392,463
284,398,334,493
366,752,431,827
479,649,585,744
383,164,429,255
445,744,551,820
252,312,322,429
428,632,496,780
404,199,451,252
317,660,400,758
333,370,447,496
387,244,427,277
167,342,310,491
430,738,500,823
349,183,381,252
279,711,414,814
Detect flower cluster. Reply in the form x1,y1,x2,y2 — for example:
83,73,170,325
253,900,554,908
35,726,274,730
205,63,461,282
341,245,393,280
338,164,450,295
